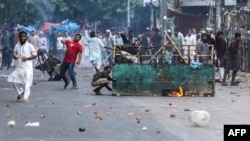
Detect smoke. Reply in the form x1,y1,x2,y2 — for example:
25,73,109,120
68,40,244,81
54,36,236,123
34,0,52,22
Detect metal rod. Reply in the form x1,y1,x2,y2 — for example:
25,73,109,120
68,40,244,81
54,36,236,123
164,31,187,64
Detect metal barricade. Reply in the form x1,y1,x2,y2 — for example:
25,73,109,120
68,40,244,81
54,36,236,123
111,44,215,97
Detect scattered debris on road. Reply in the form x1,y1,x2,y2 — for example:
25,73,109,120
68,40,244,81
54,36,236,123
8,120,15,127
142,126,147,131
136,116,141,124
25,122,40,127
79,127,85,132
40,114,46,118
170,114,176,118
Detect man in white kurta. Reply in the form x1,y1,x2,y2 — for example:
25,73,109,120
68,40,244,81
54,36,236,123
84,29,105,72
7,31,37,103
184,30,197,62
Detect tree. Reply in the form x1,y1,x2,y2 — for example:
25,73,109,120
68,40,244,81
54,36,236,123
0,0,148,32
0,0,52,27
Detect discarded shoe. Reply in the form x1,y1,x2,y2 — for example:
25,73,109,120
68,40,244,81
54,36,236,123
64,81,70,89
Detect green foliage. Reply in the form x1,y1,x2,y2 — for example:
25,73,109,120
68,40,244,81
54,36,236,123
0,0,151,30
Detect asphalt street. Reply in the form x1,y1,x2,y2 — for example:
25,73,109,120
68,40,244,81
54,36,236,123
0,60,250,141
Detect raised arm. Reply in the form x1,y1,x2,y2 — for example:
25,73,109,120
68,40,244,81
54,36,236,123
84,30,90,41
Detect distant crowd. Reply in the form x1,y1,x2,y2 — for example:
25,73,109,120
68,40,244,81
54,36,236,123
0,25,243,88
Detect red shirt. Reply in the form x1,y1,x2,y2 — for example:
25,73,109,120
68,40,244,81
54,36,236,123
63,40,83,63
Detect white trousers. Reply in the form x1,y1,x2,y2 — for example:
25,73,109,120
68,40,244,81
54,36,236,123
91,60,102,73
14,83,31,100
218,59,224,80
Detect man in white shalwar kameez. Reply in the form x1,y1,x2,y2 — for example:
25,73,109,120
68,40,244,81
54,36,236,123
7,31,37,103
84,29,105,72
183,30,197,63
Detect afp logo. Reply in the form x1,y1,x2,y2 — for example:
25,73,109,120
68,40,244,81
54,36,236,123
224,125,250,141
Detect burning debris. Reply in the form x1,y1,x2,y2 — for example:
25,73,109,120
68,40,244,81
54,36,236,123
167,86,184,97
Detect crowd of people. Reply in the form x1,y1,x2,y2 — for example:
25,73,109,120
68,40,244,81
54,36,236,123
0,25,244,102
84,26,243,88
163,27,242,86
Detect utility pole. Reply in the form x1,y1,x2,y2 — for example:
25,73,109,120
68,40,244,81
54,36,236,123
215,0,222,31
164,0,168,32
247,0,250,72
160,0,163,34
127,0,131,28
160,0,168,40
150,0,154,30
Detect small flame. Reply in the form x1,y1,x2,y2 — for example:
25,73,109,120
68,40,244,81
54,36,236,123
168,86,184,97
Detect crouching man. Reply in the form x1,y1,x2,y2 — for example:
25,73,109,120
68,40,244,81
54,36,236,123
91,66,115,95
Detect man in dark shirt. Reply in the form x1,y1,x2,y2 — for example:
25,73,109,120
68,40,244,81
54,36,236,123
1,29,11,69
206,28,216,64
220,33,241,86
215,31,227,82
150,28,163,55
91,66,114,95
35,51,61,81
141,30,150,63
150,28,163,64
49,29,57,54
